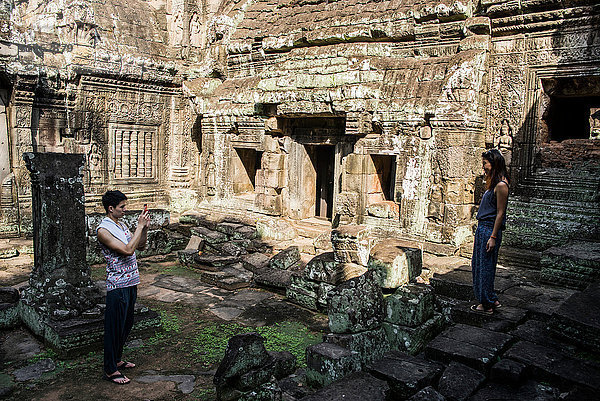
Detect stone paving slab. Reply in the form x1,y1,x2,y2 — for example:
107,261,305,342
468,380,559,401
425,324,513,372
366,351,443,399
135,372,196,394
504,340,600,390
300,371,389,401
450,301,528,332
438,361,485,401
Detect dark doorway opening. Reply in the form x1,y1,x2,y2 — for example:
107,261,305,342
371,154,396,202
545,96,600,141
233,148,262,194
308,145,335,219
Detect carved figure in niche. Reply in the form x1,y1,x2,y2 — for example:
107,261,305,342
87,142,104,184
189,13,202,48
206,152,216,196
170,10,184,46
590,108,600,139
495,119,513,166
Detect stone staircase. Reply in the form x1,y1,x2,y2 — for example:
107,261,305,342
500,167,600,288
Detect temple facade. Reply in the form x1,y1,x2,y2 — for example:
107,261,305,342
1,0,599,256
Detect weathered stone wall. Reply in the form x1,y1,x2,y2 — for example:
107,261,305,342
1,0,598,258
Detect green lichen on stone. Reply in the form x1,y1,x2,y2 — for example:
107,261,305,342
383,312,445,354
384,284,434,327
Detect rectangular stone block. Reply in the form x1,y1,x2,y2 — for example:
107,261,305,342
383,313,445,355
185,235,203,250
368,240,422,289
342,173,362,193
305,342,361,388
191,226,228,244
263,169,287,188
324,327,390,366
345,154,376,174
286,275,320,310
262,152,286,170
385,284,434,327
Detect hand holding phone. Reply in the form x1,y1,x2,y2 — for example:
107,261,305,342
144,204,148,213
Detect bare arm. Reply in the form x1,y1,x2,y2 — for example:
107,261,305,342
486,181,509,252
98,212,150,256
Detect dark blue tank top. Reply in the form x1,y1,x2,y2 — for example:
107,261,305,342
476,187,507,229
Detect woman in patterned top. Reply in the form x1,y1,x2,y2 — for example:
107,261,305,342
97,190,149,385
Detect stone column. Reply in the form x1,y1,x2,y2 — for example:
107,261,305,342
21,152,100,324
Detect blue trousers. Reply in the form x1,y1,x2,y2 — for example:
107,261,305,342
471,221,502,309
104,286,137,375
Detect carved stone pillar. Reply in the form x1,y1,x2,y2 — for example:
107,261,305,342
21,152,101,322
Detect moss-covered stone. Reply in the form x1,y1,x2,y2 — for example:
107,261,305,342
385,284,434,327
324,327,389,366
383,312,445,354
305,342,361,388
328,271,384,334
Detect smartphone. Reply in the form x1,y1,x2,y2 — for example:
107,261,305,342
144,204,148,213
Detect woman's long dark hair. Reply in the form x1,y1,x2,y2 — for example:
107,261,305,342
482,149,510,190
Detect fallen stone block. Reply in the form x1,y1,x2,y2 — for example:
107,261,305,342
324,327,389,366
13,358,56,382
286,274,320,310
241,253,271,272
366,351,443,399
185,235,203,251
301,371,389,401
305,343,361,388
316,281,335,310
407,386,445,401
233,225,258,240
305,252,340,284
214,333,270,387
438,361,485,401
331,225,374,266
385,283,434,327
368,240,422,289
215,222,246,236
191,226,228,244
490,358,526,385
424,324,513,372
254,267,293,291
270,246,300,270
328,271,384,334
383,312,445,354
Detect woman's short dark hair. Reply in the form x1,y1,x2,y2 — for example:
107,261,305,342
482,149,510,190
102,190,127,213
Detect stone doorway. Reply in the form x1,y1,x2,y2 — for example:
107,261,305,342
307,145,335,219
232,147,262,197
542,76,600,141
370,154,397,203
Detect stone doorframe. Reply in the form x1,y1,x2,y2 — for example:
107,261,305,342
516,63,600,184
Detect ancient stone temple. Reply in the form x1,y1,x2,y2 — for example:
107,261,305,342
0,1,599,283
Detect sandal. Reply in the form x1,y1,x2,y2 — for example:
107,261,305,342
493,301,502,309
117,361,136,369
103,372,130,385
470,304,493,315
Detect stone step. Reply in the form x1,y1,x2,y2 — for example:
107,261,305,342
548,281,600,353
290,218,331,239
504,340,600,391
449,301,528,332
424,324,513,373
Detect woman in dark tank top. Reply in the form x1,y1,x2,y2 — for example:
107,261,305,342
471,149,510,314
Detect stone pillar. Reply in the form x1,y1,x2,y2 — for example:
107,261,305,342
21,152,100,323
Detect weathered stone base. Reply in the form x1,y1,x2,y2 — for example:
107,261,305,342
323,327,390,366
305,342,361,388
18,301,160,358
383,312,445,355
